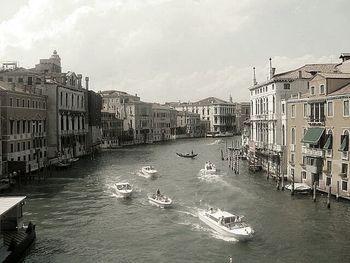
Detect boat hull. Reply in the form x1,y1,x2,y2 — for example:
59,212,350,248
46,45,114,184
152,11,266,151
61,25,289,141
116,190,133,198
176,153,198,158
198,212,253,241
148,197,172,208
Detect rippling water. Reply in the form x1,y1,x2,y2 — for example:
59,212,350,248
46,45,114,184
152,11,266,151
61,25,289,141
13,137,350,262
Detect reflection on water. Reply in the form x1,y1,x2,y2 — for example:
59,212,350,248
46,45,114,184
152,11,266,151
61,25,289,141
13,137,350,263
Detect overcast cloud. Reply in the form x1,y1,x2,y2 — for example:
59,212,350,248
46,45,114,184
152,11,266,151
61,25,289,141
0,0,349,103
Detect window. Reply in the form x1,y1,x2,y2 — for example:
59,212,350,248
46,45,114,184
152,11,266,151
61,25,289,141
17,121,20,134
341,163,348,177
310,86,315,95
22,99,25,107
327,101,333,117
16,99,19,107
342,180,348,191
10,144,13,153
9,98,13,107
343,100,349,116
320,85,325,94
326,161,332,173
18,77,23,83
326,177,331,186
282,104,285,114
284,83,290,90
17,143,20,151
303,103,308,117
8,78,13,82
291,153,295,164
291,105,295,117
302,171,306,180
291,128,296,145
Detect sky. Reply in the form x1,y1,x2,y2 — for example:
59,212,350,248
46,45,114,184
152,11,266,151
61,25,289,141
0,0,349,103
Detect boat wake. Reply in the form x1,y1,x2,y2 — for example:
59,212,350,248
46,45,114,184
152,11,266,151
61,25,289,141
197,170,229,186
207,139,223,145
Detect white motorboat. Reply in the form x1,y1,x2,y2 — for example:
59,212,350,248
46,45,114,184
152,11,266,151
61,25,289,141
141,166,158,177
148,193,173,208
285,183,311,194
198,208,254,241
204,162,217,174
115,182,133,198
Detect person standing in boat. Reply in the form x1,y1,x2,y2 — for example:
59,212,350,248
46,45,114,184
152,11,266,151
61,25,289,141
191,150,194,155
156,189,161,196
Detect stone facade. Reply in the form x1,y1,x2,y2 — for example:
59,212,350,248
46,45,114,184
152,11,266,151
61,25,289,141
0,81,47,173
286,72,350,199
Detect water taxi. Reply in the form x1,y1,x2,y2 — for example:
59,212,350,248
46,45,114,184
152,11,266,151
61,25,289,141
115,182,133,198
204,162,217,174
148,193,173,208
198,208,254,241
141,166,158,177
285,183,311,194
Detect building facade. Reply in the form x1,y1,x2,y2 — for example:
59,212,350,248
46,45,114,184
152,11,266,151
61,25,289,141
286,72,350,199
87,90,102,152
250,63,339,176
0,81,47,173
101,111,124,148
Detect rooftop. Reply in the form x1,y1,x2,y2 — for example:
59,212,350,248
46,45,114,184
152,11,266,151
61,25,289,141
0,196,26,216
251,63,339,89
329,82,350,96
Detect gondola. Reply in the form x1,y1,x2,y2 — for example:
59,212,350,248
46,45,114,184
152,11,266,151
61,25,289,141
176,152,198,158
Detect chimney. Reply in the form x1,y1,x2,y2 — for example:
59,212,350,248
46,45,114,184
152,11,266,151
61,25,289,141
269,58,274,80
298,70,302,78
253,67,257,86
340,53,350,62
85,76,89,90
77,74,82,87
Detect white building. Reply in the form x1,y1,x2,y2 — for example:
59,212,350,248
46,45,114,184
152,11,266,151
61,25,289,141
249,61,339,175
170,97,238,134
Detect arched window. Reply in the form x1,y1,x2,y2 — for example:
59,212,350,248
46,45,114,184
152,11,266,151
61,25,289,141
340,130,349,152
273,96,276,114
282,125,285,146
291,127,295,145
324,129,333,150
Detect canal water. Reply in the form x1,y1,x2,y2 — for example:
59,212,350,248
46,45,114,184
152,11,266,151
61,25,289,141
13,137,350,262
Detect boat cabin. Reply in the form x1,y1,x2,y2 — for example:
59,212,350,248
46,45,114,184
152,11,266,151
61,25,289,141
206,209,240,224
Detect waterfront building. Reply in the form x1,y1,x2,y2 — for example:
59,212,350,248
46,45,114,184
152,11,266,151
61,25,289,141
286,72,350,199
236,102,250,134
100,90,153,144
0,81,47,173
249,61,340,176
176,111,201,138
101,111,124,148
169,97,239,134
87,90,102,152
0,95,2,176
152,104,171,142
0,51,89,162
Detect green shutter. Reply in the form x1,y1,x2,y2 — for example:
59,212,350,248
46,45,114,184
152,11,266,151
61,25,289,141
339,135,349,151
323,135,332,150
301,128,324,145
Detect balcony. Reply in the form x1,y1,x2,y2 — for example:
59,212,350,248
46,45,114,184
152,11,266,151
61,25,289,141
302,146,324,158
33,132,46,138
339,172,348,178
341,151,349,161
306,164,322,174
290,144,295,152
323,170,332,176
325,149,333,158
307,116,325,126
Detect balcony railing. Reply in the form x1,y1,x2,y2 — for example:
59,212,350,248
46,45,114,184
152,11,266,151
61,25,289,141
323,170,332,176
307,116,325,126
325,149,333,158
302,146,324,158
341,151,349,161
290,144,295,152
306,164,321,174
339,172,348,178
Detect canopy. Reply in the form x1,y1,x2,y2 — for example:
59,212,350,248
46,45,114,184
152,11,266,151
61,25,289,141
302,128,324,145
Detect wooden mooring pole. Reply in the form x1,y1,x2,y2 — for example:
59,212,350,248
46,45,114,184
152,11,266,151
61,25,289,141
267,159,270,180
313,181,317,202
336,181,340,201
327,186,331,209
291,171,294,196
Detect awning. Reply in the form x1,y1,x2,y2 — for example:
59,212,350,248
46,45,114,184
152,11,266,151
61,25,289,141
302,127,324,145
339,135,349,151
323,135,332,150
